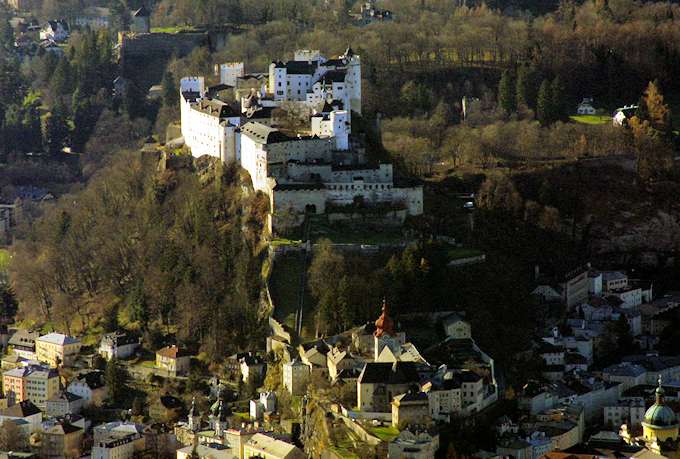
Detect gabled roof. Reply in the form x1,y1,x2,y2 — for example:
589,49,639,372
70,370,105,390
8,329,39,348
0,400,41,418
48,391,82,403
358,362,420,385
133,6,150,17
37,332,80,346
241,122,291,144
156,345,192,359
320,70,347,84
100,331,139,347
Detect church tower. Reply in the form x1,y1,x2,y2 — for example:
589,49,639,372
642,376,679,446
188,397,200,432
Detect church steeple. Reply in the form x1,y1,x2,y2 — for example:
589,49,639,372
188,396,200,432
374,298,394,337
656,375,665,404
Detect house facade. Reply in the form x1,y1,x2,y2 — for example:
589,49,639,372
155,346,192,376
35,333,81,367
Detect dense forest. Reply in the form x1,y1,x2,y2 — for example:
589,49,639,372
9,153,269,359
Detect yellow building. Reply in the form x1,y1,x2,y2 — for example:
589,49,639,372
642,379,678,445
155,345,192,376
2,364,60,409
621,377,680,457
243,433,305,459
35,333,82,367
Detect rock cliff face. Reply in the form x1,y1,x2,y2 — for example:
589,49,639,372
589,210,680,267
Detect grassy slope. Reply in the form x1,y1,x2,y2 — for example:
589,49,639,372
570,114,612,125
0,248,9,273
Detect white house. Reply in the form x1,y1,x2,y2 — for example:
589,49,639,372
67,370,106,406
249,392,276,420
40,20,69,42
91,430,143,459
576,98,596,115
98,332,139,361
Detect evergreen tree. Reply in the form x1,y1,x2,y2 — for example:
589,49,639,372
21,92,43,153
0,14,14,50
515,65,530,109
50,57,73,98
536,79,552,125
44,102,70,155
550,76,567,122
123,82,146,119
105,358,125,404
225,0,244,25
161,70,178,108
498,69,516,114
71,88,99,151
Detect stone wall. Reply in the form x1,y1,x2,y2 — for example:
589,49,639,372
119,31,209,88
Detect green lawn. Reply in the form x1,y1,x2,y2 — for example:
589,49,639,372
366,425,400,442
308,216,405,245
150,25,201,33
0,248,9,273
271,238,303,247
570,114,612,125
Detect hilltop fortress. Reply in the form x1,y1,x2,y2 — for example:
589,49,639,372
179,48,423,232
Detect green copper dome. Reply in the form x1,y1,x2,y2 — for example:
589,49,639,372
643,378,678,428
644,404,678,428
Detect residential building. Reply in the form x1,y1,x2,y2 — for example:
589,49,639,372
388,428,439,459
2,364,59,409
176,443,238,459
326,347,358,381
604,398,646,428
602,271,629,292
8,329,38,360
35,333,81,367
46,392,83,418
441,312,471,339
242,433,305,459
282,358,309,396
0,400,42,432
155,346,192,376
249,392,276,421
98,332,139,361
66,370,106,406
39,20,69,42
423,376,462,422
612,105,638,127
93,421,145,445
576,98,596,115
560,265,590,310
91,430,144,459
40,417,83,458
357,362,420,412
391,391,430,427
72,7,110,29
